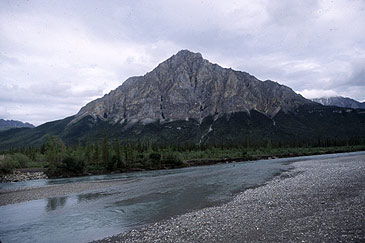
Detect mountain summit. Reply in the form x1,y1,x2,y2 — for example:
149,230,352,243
72,50,310,125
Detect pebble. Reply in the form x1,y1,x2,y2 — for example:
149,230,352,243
0,170,47,182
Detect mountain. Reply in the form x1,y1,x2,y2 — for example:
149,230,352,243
71,50,311,126
0,119,34,131
312,97,365,109
0,50,365,150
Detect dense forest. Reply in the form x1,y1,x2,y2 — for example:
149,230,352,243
1,132,364,178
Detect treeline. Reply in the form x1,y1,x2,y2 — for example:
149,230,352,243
1,133,365,177
1,133,184,177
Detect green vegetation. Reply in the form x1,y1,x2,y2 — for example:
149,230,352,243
1,105,365,153
1,133,365,177
1,153,31,173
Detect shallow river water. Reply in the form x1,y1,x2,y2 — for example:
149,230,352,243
0,152,363,243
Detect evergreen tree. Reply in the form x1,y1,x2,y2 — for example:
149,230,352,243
93,140,99,165
76,139,83,157
102,132,110,167
125,144,134,168
40,144,46,154
44,135,65,176
85,136,91,164
114,137,122,168
45,135,65,163
75,139,86,173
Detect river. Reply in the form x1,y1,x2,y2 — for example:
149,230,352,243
0,152,363,243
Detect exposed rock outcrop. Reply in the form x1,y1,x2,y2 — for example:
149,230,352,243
71,50,311,126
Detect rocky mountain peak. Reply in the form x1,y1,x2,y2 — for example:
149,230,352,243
71,50,311,126
312,96,365,109
0,119,35,131
152,49,205,75
174,49,203,60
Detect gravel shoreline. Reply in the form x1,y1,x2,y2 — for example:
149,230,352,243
95,154,365,242
0,178,136,206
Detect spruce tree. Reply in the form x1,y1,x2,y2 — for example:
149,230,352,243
102,132,110,167
93,140,99,165
114,137,122,168
76,139,86,173
85,136,91,164
77,139,83,158
125,144,134,168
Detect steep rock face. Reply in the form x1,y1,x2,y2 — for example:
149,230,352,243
313,97,365,109
71,50,311,125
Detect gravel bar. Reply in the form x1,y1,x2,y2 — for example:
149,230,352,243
0,179,136,206
95,153,365,242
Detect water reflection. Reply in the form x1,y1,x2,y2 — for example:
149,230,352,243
46,197,67,211
77,192,115,202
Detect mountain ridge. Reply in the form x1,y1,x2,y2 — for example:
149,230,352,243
0,119,34,131
312,96,365,109
71,50,312,126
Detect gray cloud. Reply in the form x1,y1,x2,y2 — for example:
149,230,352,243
0,0,364,125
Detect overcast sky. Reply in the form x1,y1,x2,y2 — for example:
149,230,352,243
1,0,364,126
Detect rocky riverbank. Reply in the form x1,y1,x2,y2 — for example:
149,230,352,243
0,170,47,183
95,153,365,242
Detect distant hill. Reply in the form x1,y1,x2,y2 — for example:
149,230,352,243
312,97,365,109
0,119,34,131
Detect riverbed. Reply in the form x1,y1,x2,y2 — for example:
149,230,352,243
0,152,364,242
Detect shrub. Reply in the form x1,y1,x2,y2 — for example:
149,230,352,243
62,155,86,174
62,156,78,172
0,153,32,173
108,155,118,171
34,153,46,163
149,153,161,162
1,156,19,173
162,153,183,167
132,162,144,169
148,152,162,168
11,153,31,168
